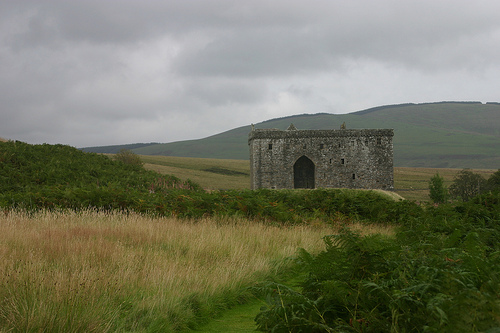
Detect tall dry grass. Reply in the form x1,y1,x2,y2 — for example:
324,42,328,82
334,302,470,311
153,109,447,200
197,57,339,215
0,210,343,332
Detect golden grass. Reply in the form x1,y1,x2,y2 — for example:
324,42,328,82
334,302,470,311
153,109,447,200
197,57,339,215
361,189,405,201
141,155,250,191
2,210,374,331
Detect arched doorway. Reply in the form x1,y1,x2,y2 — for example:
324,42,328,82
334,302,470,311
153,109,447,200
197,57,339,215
294,156,315,189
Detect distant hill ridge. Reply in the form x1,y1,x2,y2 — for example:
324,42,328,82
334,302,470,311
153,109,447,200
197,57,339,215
81,102,500,169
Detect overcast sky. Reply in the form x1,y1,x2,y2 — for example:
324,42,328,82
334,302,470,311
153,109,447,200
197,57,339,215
1,0,499,147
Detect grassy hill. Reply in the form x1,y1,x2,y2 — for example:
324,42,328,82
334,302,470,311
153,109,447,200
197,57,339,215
0,141,200,212
81,101,500,169
0,141,160,193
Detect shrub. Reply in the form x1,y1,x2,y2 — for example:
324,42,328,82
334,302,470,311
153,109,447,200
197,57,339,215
449,169,487,201
114,149,143,168
486,169,500,192
429,172,448,204
256,229,500,332
255,197,500,332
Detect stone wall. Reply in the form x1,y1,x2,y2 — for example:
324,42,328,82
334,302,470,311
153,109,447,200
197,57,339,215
248,126,394,190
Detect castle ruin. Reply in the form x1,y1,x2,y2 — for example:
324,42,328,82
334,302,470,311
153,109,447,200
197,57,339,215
248,124,394,190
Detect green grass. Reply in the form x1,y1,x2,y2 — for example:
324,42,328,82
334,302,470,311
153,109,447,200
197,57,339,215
194,297,263,332
140,155,496,202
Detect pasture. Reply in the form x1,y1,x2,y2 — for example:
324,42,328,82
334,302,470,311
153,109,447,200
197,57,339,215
141,155,496,202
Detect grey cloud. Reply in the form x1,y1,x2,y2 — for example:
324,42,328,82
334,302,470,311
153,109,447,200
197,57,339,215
174,1,500,77
183,78,267,107
174,28,334,77
1,0,500,147
7,1,500,72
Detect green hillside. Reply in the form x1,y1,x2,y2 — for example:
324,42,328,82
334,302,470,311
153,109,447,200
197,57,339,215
81,102,500,169
0,141,199,211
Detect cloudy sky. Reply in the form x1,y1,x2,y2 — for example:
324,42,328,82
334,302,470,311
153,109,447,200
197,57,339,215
1,1,500,147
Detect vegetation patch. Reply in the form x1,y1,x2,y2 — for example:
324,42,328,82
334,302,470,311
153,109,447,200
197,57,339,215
255,191,500,332
0,141,406,225
2,141,500,332
0,210,336,332
203,166,248,176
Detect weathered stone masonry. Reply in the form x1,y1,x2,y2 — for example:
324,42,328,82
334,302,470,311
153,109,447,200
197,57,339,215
248,125,394,190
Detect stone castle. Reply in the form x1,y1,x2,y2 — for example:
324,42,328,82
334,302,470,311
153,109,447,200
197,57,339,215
248,124,394,190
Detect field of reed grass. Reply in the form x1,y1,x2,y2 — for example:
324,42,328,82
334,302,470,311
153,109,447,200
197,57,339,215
0,209,347,332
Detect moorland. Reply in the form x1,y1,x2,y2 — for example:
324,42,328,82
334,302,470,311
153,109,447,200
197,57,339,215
1,140,499,332
140,154,496,202
82,101,500,169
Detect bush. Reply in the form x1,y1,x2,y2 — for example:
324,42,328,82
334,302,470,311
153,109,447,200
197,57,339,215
114,149,143,168
486,169,500,192
449,169,487,201
255,193,500,332
256,216,500,332
429,172,448,204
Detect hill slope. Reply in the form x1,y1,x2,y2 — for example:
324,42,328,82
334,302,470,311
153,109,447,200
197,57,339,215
0,141,161,193
82,102,500,169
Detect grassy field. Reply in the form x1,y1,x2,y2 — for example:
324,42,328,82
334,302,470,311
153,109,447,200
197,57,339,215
2,151,496,331
141,155,249,191
141,155,496,202
0,143,405,332
0,210,355,332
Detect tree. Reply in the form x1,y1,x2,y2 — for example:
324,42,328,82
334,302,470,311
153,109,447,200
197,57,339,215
449,169,487,202
114,149,143,168
486,169,500,192
428,173,448,204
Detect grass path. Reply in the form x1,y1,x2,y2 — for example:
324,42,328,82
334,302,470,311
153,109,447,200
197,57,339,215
194,297,264,332
195,276,308,332
194,224,395,332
